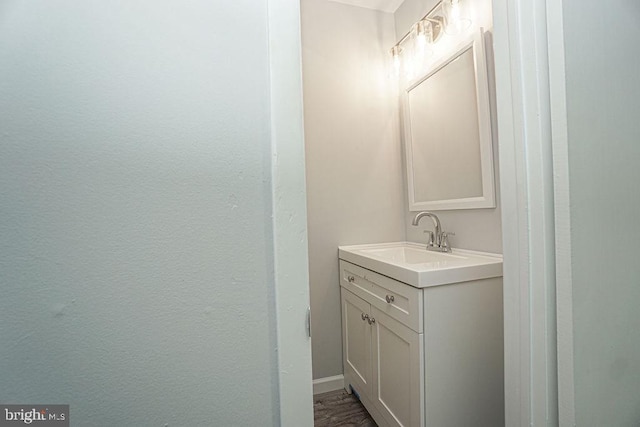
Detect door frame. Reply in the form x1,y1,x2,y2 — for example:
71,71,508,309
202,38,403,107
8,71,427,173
492,0,568,425
545,1,574,424
270,0,576,424
268,0,314,425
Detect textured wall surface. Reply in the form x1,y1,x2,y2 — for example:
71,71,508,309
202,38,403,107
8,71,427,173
301,0,406,380
0,1,280,425
562,0,640,424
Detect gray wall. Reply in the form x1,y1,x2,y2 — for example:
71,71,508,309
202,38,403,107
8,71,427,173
562,0,640,424
0,1,280,425
301,0,406,380
395,0,502,253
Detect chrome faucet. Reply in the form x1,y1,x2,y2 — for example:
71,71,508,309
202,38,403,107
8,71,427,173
411,211,454,252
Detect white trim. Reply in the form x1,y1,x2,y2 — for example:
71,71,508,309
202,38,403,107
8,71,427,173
493,0,558,425
267,0,314,425
546,1,575,425
313,375,346,395
492,2,530,420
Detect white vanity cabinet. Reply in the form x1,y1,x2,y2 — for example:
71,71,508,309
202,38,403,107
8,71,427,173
341,287,424,427
339,258,504,427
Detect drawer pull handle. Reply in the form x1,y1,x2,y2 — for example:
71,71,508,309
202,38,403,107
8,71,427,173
348,275,355,283
367,317,376,325
361,313,369,321
385,295,395,303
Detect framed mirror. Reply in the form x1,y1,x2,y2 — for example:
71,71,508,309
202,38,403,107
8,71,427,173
402,29,495,211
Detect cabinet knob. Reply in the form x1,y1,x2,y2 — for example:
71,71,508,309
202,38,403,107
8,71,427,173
385,295,395,303
367,317,376,325
348,275,355,283
361,313,369,321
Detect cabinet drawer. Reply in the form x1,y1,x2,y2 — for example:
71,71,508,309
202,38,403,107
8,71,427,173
340,260,422,333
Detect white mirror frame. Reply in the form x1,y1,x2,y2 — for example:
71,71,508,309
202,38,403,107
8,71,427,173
402,29,495,211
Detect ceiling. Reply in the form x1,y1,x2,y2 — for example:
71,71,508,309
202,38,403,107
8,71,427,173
325,0,404,13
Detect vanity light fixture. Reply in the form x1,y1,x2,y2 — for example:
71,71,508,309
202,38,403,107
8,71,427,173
389,0,471,78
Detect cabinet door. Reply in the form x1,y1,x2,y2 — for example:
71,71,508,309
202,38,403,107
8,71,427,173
341,289,372,397
371,307,424,427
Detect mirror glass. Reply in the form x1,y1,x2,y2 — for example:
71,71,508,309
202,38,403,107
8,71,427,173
403,30,495,211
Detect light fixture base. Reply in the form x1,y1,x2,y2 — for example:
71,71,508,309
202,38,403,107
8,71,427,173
425,16,444,43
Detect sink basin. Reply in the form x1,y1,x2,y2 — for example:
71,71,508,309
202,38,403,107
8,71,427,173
357,246,470,265
338,242,502,288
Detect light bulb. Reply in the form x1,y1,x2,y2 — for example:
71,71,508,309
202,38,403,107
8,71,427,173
390,45,402,77
444,0,471,35
410,20,433,72
450,0,461,21
414,21,428,51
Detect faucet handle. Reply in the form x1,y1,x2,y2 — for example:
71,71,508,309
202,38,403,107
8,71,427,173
440,232,455,252
423,230,435,246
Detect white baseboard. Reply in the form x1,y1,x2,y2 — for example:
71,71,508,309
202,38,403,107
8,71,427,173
313,374,345,395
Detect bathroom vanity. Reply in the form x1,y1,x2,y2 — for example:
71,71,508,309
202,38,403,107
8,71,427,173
339,242,504,427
